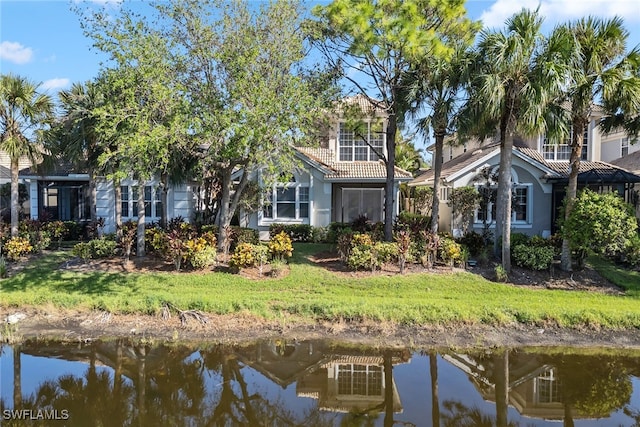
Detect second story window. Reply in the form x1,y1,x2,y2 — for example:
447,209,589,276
542,126,588,161
622,137,629,157
339,121,384,161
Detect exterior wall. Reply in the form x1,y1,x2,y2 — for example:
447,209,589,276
97,177,194,234
600,129,640,163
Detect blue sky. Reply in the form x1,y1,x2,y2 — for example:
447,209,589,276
1,0,640,99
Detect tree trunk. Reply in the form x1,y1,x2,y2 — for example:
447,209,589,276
384,113,397,242
137,182,146,257
160,173,168,229
13,345,21,409
561,119,586,271
114,179,122,240
10,158,19,237
383,350,394,427
494,350,509,427
217,168,233,254
496,120,515,273
430,352,440,427
431,132,445,234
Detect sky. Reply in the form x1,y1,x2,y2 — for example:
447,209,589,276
1,0,640,100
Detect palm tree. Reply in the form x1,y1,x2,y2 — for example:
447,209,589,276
463,9,567,273
557,17,640,271
412,41,475,234
0,74,53,236
55,80,106,223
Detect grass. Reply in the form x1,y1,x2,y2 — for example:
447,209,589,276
1,244,640,329
587,255,640,296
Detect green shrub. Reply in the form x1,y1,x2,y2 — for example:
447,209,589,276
326,222,352,243
564,189,638,265
72,242,92,260
46,220,67,248
88,238,117,258
624,235,640,268
231,226,259,248
347,245,378,271
394,230,411,273
456,231,486,257
146,226,168,257
373,241,398,264
269,224,313,242
311,226,329,243
5,237,32,261
63,221,84,241
510,232,530,249
495,265,508,282
512,244,555,270
268,231,293,261
187,245,217,270
72,238,117,260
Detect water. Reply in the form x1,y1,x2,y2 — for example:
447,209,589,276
1,339,639,426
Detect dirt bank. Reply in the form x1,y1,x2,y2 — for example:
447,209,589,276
2,307,639,349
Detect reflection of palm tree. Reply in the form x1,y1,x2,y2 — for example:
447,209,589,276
494,351,509,427
430,352,440,427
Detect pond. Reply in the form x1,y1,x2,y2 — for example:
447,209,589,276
1,339,639,426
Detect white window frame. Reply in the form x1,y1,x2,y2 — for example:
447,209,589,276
473,184,532,227
338,121,385,162
622,137,629,157
541,127,589,161
260,183,310,224
120,184,162,220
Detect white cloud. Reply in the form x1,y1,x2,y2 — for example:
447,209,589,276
479,0,640,29
41,78,71,92
0,41,33,64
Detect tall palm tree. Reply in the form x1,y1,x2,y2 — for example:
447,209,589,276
56,80,106,223
463,9,567,272
412,41,475,234
558,17,640,271
0,74,53,236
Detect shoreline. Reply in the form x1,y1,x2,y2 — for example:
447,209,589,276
3,308,640,350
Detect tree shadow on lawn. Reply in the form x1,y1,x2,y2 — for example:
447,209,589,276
1,262,169,297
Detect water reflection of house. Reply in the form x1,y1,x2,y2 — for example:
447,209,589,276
442,352,602,421
297,354,406,413
235,340,410,414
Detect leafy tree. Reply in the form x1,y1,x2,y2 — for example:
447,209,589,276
310,0,476,241
462,9,568,272
79,5,188,256
556,17,640,271
448,186,480,236
155,0,330,252
0,74,54,236
563,189,638,266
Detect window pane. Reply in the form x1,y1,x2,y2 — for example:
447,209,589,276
514,187,527,221
277,203,295,218
299,187,309,202
299,202,309,218
339,123,354,161
278,187,295,202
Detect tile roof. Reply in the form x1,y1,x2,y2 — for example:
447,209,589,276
334,94,388,116
296,146,413,181
410,141,640,185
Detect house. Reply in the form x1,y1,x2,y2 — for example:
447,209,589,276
244,95,414,240
410,120,640,237
21,95,413,237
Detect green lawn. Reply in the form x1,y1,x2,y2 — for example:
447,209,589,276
2,244,640,329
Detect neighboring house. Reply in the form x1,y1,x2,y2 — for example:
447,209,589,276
245,95,413,239
410,120,640,237
0,151,33,218
21,163,194,234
